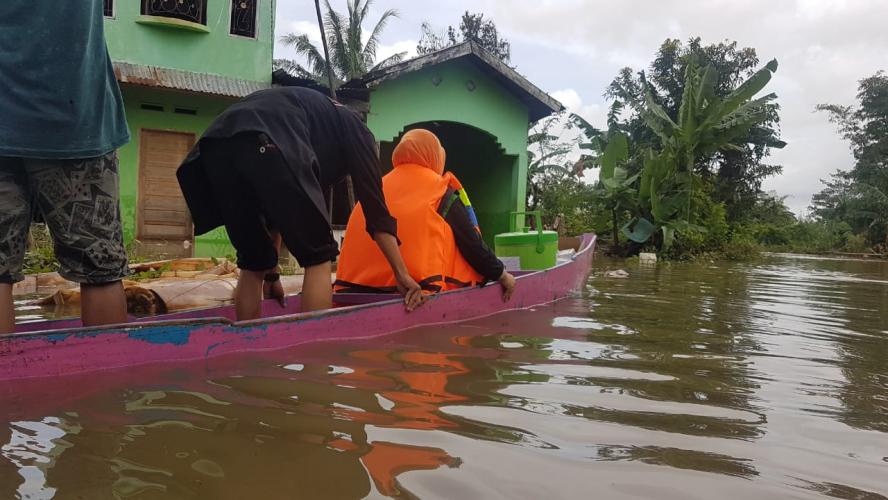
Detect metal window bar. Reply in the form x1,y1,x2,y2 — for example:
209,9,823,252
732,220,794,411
230,0,258,38
141,0,207,25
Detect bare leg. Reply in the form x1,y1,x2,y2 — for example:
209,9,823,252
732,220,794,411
235,270,265,321
0,284,14,334
301,261,333,312
80,281,128,327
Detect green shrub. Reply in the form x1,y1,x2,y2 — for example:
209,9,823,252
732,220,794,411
722,229,762,261
843,233,871,253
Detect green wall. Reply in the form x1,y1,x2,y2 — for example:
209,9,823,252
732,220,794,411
368,59,531,240
104,0,275,83
118,86,235,257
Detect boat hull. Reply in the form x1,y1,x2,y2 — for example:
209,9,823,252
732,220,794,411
0,234,596,381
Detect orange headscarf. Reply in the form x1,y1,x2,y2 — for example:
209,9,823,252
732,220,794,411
392,129,446,175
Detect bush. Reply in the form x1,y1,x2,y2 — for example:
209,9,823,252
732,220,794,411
750,223,791,246
722,228,762,261
843,233,871,253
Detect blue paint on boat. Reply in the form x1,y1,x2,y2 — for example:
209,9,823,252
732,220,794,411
126,326,193,346
38,325,193,347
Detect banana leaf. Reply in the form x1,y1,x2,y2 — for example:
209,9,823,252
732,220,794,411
622,217,656,243
599,133,629,180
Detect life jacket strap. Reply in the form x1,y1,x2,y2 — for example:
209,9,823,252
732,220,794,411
334,275,444,294
444,276,475,289
333,280,399,294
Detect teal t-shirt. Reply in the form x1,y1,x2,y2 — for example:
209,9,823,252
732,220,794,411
0,0,129,159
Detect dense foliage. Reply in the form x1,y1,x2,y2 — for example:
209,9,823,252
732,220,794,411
811,71,888,251
416,12,512,63
605,39,786,222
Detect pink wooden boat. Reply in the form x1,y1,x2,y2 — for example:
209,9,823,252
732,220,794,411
0,234,596,381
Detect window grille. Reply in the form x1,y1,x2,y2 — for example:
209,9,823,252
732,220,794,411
230,0,258,38
103,0,114,17
141,0,207,25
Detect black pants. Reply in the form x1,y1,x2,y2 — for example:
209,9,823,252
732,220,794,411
200,133,338,271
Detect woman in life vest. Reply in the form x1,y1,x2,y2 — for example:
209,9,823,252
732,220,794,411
335,129,516,301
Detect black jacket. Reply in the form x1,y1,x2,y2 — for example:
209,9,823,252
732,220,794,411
177,87,396,239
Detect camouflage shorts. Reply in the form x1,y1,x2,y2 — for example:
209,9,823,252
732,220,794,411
0,153,128,285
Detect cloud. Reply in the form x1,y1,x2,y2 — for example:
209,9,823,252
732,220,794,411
273,1,886,214
550,89,607,128
375,39,417,64
478,0,887,214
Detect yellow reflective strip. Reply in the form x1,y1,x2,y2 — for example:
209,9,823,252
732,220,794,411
458,189,472,207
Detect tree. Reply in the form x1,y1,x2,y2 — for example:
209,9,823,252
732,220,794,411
276,0,405,87
623,58,782,249
606,38,785,221
416,12,511,63
526,114,595,234
527,113,573,212
814,71,888,247
571,115,637,246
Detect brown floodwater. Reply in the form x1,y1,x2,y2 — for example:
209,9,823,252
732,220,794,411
1,254,887,499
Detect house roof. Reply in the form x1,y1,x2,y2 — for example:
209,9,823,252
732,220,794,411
362,41,564,122
114,62,271,98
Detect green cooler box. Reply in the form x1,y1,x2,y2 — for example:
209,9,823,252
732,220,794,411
494,211,559,270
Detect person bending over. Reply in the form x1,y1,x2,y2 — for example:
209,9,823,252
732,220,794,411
177,87,423,321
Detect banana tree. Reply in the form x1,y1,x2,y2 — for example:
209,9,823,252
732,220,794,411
625,58,784,249
593,133,639,245
570,115,639,245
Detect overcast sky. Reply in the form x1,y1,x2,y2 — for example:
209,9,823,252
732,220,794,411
274,0,888,214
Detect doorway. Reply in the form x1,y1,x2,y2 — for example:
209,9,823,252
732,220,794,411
137,129,195,258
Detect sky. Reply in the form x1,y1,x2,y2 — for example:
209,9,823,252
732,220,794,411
274,0,888,214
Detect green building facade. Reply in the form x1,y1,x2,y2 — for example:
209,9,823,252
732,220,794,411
104,3,560,260
103,0,275,258
364,42,562,245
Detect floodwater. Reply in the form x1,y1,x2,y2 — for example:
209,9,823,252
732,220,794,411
1,254,887,499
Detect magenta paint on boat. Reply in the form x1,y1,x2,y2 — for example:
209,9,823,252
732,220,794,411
0,235,596,381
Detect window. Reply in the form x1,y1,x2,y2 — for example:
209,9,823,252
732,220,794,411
140,103,165,112
141,0,207,25
230,0,258,38
103,0,114,17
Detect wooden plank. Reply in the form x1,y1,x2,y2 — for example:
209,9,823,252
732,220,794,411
138,129,195,246
143,209,190,225
142,193,186,206
141,180,186,196
143,223,191,238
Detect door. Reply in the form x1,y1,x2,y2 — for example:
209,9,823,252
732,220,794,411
137,129,195,257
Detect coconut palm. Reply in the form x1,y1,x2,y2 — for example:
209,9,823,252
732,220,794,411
276,0,406,87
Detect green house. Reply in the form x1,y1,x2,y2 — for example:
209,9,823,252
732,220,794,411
362,41,563,245
103,0,275,258
104,2,560,259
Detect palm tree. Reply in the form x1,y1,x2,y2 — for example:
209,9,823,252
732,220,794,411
276,0,406,87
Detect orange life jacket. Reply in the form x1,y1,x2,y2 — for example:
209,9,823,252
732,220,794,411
334,164,485,294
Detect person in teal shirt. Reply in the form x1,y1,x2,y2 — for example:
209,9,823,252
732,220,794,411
0,0,131,333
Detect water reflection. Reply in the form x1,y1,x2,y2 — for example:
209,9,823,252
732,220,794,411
0,255,887,498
